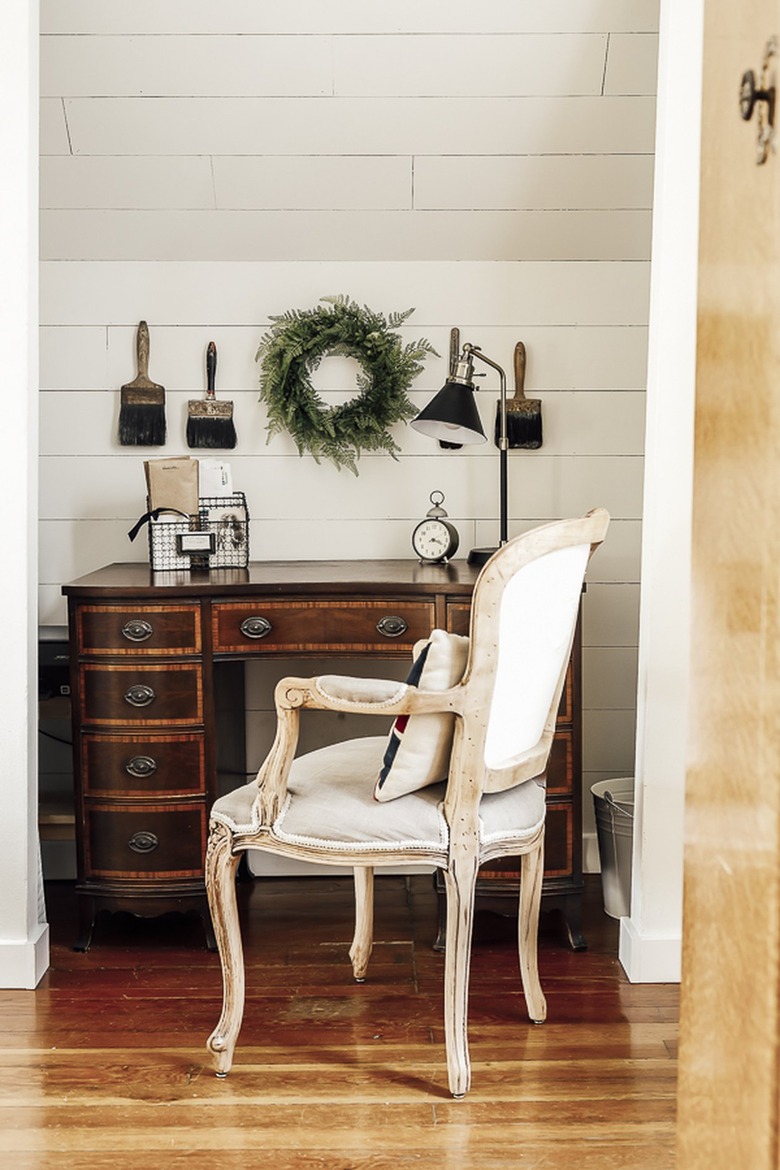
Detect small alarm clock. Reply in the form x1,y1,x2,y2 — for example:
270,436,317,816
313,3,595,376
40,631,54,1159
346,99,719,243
411,491,460,563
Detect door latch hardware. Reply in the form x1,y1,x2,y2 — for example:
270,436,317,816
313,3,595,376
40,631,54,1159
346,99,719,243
740,36,778,164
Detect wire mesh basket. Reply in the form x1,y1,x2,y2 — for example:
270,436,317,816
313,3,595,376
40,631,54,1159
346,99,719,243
148,493,249,571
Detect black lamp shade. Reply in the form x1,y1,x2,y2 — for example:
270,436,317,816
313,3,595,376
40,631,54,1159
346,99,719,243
410,381,486,445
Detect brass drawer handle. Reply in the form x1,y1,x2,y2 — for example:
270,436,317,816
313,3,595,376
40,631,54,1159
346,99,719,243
124,684,156,708
125,754,157,778
240,616,273,640
376,615,408,638
121,619,154,643
128,830,159,854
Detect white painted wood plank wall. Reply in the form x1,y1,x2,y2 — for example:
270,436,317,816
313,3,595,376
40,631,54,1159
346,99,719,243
38,0,659,844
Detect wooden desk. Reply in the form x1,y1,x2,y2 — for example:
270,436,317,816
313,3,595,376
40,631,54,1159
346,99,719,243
63,561,584,951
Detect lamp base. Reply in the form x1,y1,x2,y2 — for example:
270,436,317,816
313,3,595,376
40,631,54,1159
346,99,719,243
467,546,498,567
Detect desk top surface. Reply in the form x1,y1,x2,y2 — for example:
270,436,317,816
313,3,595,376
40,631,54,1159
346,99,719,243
63,559,482,600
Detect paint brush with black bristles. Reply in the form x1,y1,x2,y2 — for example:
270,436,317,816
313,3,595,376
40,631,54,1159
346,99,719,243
118,321,167,446
186,340,237,449
494,340,542,449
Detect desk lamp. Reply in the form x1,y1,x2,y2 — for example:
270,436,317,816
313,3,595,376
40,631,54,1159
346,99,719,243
411,342,508,566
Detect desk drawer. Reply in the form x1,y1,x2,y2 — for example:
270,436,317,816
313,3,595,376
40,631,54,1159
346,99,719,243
76,604,201,656
83,733,206,797
79,663,203,727
83,801,207,879
546,731,573,797
212,599,435,654
446,601,471,637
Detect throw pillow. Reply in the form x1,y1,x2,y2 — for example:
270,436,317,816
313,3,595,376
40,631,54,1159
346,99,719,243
374,628,469,802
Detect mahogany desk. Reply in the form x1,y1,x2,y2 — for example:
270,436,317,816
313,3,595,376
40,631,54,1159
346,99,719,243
63,561,584,951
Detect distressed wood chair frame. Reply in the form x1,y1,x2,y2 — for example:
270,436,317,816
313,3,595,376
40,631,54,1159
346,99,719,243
205,509,609,1097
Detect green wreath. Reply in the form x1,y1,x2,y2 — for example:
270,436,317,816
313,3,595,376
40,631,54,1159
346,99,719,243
256,295,437,474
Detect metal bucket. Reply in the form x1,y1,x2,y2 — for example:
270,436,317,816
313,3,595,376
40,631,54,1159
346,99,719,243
591,777,634,919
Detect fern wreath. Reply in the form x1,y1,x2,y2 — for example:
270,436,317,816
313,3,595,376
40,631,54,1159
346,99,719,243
256,296,436,475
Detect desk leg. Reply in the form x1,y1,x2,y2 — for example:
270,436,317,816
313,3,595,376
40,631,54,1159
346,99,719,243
198,899,217,951
73,895,97,952
545,892,587,951
73,890,217,952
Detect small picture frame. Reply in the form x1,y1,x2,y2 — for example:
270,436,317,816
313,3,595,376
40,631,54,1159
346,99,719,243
202,501,248,559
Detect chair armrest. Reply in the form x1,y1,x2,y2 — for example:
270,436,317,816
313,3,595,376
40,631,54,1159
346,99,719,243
252,674,465,825
276,674,465,717
315,675,407,708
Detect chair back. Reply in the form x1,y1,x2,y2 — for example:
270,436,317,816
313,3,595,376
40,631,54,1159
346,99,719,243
457,510,609,795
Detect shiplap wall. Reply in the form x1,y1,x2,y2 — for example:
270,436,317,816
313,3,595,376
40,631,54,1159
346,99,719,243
38,0,659,852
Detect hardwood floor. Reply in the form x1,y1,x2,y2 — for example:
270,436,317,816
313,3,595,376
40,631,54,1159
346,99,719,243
0,875,678,1169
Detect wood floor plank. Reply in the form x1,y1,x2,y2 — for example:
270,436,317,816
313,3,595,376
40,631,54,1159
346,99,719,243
6,1152,677,1170
0,876,679,1169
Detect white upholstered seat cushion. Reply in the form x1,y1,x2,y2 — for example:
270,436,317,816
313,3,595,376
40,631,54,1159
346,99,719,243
210,736,547,858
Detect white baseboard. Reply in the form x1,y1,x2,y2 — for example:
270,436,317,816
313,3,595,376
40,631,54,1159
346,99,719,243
619,914,681,984
0,923,50,989
583,830,601,874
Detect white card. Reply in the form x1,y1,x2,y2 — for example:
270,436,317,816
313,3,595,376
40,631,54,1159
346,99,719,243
198,459,233,497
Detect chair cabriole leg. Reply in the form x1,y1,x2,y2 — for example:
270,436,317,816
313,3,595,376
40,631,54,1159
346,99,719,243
442,853,479,1098
349,866,374,981
519,839,547,1024
205,820,245,1076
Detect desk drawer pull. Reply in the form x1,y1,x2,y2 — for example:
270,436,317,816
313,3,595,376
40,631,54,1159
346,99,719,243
240,616,273,640
124,684,156,708
125,754,158,778
121,619,154,643
376,615,408,638
128,830,159,854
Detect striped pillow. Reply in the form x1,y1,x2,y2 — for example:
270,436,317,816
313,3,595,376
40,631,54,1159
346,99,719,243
374,629,469,802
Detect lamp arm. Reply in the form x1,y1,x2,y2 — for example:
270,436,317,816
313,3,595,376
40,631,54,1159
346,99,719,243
463,345,507,440
463,343,502,377
463,345,508,545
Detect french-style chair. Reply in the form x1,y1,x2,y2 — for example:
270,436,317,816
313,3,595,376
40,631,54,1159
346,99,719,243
205,509,609,1097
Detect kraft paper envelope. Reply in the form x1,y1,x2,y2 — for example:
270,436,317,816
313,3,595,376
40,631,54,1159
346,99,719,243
144,457,199,518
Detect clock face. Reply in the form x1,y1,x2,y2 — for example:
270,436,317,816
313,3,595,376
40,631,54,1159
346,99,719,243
412,518,458,562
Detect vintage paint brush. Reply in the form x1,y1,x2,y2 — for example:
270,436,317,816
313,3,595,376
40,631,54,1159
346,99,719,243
186,341,237,449
495,341,542,449
118,321,167,446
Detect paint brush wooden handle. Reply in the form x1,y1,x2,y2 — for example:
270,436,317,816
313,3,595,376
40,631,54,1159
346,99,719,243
136,321,150,379
206,341,217,400
449,327,460,376
512,341,528,400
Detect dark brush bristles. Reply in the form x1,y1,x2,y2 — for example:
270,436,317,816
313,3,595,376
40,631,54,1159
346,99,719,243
118,401,167,447
494,400,543,449
186,413,237,449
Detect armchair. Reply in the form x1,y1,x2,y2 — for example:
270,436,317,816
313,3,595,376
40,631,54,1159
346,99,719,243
205,509,609,1097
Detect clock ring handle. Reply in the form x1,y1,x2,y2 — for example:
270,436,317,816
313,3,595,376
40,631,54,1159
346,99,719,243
377,615,408,638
